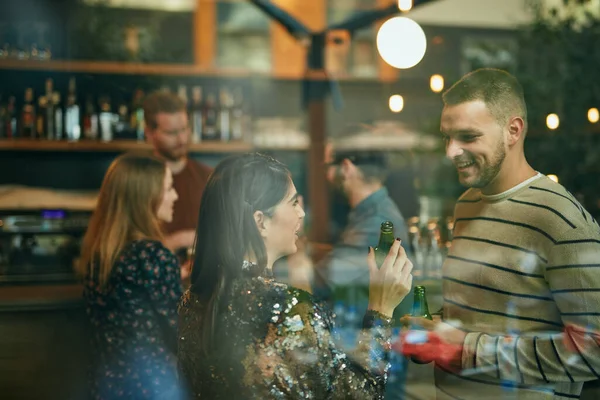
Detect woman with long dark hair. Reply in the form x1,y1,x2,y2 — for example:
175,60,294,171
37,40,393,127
178,153,413,399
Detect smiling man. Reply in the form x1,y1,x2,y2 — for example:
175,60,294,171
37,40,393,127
402,68,600,400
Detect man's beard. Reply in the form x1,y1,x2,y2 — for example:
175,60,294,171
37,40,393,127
157,146,186,162
468,141,506,189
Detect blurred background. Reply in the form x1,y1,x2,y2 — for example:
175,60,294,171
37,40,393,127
0,0,599,398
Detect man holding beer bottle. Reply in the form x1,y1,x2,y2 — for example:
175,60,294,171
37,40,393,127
400,68,600,400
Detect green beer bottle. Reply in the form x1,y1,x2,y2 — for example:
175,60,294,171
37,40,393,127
410,285,433,364
374,221,395,268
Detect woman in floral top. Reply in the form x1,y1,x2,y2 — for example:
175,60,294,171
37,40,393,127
78,153,184,400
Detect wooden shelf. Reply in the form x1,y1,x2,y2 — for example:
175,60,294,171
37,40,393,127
0,139,254,153
0,59,256,77
0,59,385,82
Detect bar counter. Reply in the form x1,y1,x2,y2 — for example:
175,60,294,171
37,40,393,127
0,283,83,312
0,282,89,400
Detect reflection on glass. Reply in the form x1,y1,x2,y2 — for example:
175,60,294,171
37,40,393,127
82,0,196,12
327,0,378,78
217,1,271,72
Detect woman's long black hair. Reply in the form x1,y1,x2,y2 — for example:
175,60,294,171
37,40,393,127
189,152,291,353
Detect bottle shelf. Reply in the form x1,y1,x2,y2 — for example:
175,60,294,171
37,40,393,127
0,139,254,153
0,59,384,82
0,59,254,77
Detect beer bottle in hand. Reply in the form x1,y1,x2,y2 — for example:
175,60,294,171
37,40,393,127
410,285,433,364
374,221,395,268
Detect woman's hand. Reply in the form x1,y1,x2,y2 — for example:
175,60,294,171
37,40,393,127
367,239,413,318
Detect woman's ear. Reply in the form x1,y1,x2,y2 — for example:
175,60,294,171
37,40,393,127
253,210,269,239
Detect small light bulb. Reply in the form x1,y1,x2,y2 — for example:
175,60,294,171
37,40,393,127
398,0,413,12
389,95,404,113
588,108,599,123
546,114,559,130
430,74,444,93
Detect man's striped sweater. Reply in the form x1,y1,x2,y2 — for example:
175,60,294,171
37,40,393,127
437,173,600,399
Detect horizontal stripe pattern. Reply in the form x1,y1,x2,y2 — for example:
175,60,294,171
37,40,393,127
439,176,600,399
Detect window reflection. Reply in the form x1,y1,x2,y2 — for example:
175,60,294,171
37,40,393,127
327,0,378,78
217,1,271,72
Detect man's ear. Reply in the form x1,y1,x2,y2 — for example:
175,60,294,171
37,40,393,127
507,116,525,146
253,210,269,239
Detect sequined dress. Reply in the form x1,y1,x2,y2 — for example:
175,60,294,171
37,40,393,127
178,261,392,399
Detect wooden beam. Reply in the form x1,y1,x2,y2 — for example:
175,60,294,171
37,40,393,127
270,0,326,78
194,0,216,69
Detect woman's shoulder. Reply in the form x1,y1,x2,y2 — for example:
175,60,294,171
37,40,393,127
123,239,175,260
251,278,332,324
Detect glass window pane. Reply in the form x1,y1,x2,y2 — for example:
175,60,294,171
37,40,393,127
216,1,271,71
217,34,271,72
326,0,378,78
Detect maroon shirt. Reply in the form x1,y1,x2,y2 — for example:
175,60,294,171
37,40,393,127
163,158,212,235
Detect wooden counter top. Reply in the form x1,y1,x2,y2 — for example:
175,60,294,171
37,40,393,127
0,283,83,312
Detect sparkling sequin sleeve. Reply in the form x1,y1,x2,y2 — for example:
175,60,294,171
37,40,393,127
244,288,392,399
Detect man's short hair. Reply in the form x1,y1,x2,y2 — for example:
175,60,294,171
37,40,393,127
143,91,187,130
330,150,389,183
442,68,528,134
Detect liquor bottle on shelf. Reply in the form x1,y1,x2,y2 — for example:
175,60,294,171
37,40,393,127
218,88,232,142
64,77,80,141
83,96,98,140
231,87,245,141
130,89,145,141
191,86,203,143
5,96,17,138
36,95,47,139
20,88,35,138
52,91,64,140
113,102,130,139
44,79,55,139
98,96,114,142
177,85,188,105
202,92,218,141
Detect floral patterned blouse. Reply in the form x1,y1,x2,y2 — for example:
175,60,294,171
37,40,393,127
178,261,393,399
83,239,184,400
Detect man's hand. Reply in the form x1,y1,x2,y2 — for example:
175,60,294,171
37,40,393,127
394,315,467,372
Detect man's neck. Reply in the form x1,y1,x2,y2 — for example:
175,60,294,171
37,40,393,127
481,156,537,196
155,152,187,175
348,183,382,209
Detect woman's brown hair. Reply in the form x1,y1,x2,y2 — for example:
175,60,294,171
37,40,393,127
78,153,167,287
